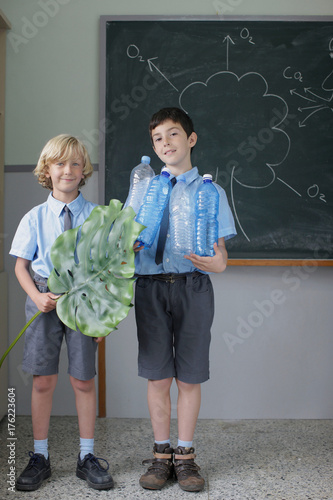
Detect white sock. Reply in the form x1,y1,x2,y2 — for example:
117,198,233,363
177,439,193,448
80,438,94,460
155,439,170,445
34,438,48,459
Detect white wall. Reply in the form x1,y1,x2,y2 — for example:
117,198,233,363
2,0,333,418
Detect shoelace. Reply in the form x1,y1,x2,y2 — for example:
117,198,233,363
26,451,43,468
84,453,110,471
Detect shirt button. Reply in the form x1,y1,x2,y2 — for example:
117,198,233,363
167,233,170,238
166,258,170,263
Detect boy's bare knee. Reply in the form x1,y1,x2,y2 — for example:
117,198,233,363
33,375,57,394
176,379,199,392
149,378,173,392
70,376,95,393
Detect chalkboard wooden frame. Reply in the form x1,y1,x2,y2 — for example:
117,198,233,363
99,15,333,267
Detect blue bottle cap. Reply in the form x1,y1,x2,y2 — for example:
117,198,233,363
141,156,151,164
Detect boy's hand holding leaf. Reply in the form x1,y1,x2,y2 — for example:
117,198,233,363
0,201,143,368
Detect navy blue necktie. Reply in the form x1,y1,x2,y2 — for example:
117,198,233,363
155,177,176,265
63,205,72,231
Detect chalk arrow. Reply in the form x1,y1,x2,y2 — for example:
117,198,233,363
223,35,235,71
298,104,325,112
290,89,316,102
304,87,333,102
298,105,328,127
277,177,302,197
147,57,179,92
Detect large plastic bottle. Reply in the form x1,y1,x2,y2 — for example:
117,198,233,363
136,169,172,248
195,174,219,256
170,178,195,255
125,156,154,214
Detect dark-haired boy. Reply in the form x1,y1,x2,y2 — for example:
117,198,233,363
131,107,236,492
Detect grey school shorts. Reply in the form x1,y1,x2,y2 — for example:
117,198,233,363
135,272,214,384
22,275,97,380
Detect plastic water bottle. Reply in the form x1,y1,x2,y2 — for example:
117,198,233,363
136,169,172,248
170,178,195,255
125,156,154,214
195,174,219,256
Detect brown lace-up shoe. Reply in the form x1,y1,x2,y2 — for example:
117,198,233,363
139,443,174,490
174,446,205,492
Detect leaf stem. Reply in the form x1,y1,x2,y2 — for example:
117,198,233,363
0,310,42,369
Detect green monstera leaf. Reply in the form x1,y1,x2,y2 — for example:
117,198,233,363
0,200,143,368
48,200,143,337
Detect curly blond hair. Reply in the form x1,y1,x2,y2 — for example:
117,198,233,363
33,134,94,190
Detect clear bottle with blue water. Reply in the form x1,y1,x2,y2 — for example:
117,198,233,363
195,174,219,256
136,169,172,248
125,156,154,214
170,178,195,255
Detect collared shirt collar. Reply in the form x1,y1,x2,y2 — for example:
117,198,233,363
47,191,85,218
168,166,199,185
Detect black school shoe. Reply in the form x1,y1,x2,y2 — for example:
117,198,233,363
16,452,51,491
76,453,114,490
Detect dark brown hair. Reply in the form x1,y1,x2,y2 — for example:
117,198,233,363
149,107,195,144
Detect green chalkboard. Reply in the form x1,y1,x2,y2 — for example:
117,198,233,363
99,16,333,261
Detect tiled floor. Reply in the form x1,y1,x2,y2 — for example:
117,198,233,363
0,416,332,499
